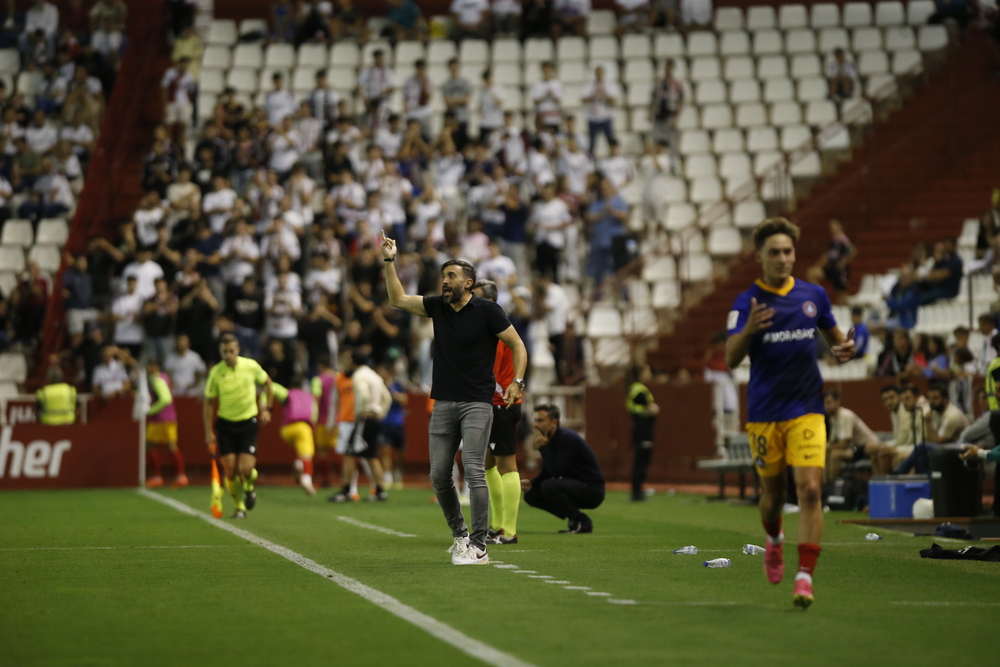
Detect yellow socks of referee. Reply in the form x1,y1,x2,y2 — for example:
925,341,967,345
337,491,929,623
227,478,246,512
243,468,258,493
485,466,504,532
501,471,521,537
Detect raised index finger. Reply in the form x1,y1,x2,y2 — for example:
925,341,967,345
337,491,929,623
381,229,387,243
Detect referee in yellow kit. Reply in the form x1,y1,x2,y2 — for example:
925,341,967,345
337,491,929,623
204,332,274,519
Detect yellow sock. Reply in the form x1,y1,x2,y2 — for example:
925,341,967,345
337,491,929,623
485,466,504,531
243,468,257,492
227,478,246,511
501,471,521,537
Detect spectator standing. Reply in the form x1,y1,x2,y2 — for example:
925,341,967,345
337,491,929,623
650,60,684,166
478,69,505,142
552,0,590,37
308,69,340,131
680,0,712,27
450,0,491,39
164,333,207,397
531,62,563,130
492,0,522,35
20,0,59,61
522,0,553,39
599,140,634,191
112,275,145,359
170,25,202,79
265,273,303,353
161,57,197,145
219,219,261,304
826,48,858,103
616,0,650,35
558,135,594,197
530,182,573,283
441,58,473,151
850,307,869,359
202,175,237,234
807,218,856,305
584,177,628,286
357,50,395,133
537,275,569,383
92,345,132,399
265,72,298,128
403,59,434,140
384,0,425,42
176,277,219,365
63,255,97,346
143,277,178,364
226,276,265,358
580,65,620,156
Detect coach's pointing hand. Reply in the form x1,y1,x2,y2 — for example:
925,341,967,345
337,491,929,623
381,229,397,261
745,297,775,335
503,381,521,407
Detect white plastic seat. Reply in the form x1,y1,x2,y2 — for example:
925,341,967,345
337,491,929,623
720,30,751,56
558,61,587,84
724,56,755,80
746,6,777,30
492,62,521,87
292,67,317,92
36,218,69,246
688,32,718,56
753,29,783,56
708,227,743,256
297,43,327,68
728,79,759,104
918,25,948,51
207,19,237,46
806,100,838,125
714,129,746,153
557,36,587,62
665,203,698,230
679,130,711,154
491,37,522,65
265,43,295,68
654,33,685,59
736,102,768,128
754,150,785,176
715,7,745,31
791,54,822,79
620,34,652,60
0,49,17,73
642,256,677,281
226,68,258,93
1,219,32,247
734,200,767,228
624,59,655,84
689,57,721,82
885,26,917,51
680,253,713,282
810,3,841,29
757,56,788,80
818,122,852,150
28,244,61,273
651,279,681,308
660,177,690,203
330,42,360,68
670,229,705,254
684,154,718,178
690,177,723,204
858,51,890,76
239,18,267,36
843,97,874,124
626,84,652,108
589,36,620,61
327,66,356,91
785,30,816,56
893,49,923,74
232,43,263,68
460,39,490,65
0,353,27,383
0,380,17,399
781,125,813,151
360,40,393,66
876,1,907,26
696,80,728,105
16,70,41,97
843,2,874,27
790,150,823,177
524,37,553,64
622,307,659,337
820,28,851,53
394,40,425,67
797,76,829,101
764,78,795,103
676,106,701,130
771,101,803,126
908,0,936,25
720,151,753,178
202,45,232,70
427,40,457,65
779,4,810,29
200,69,225,94
587,10,616,36
747,127,779,151
586,306,623,338
852,27,883,52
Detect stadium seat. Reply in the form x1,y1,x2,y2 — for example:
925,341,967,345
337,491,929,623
0,353,27,384
757,56,788,80
586,306,623,337
36,218,69,246
642,256,677,281
665,203,697,230
258,67,292,92
746,6,776,30
747,126,779,151
207,19,237,46
232,43,263,68
781,125,813,151
524,38,554,63
736,102,768,128
592,338,630,367
201,44,231,70
729,79,760,104
790,150,823,177
714,7,744,31
491,37,522,64
779,4,809,29
330,42,360,68
660,177,689,203
460,39,490,65
806,100,838,125
714,128,746,153
292,67,317,93
394,40,425,67
885,26,917,51
492,62,521,87
558,61,587,84
654,33,685,59
297,43,327,68
893,49,923,74
690,177,723,204
1,220,33,247
0,48,18,72
326,66,356,91
708,227,743,257
587,10,617,36
843,2,873,27
817,122,852,150
852,27,883,52
16,70,42,97
720,30,750,56
688,31,718,56
724,55,755,80
755,149,784,175
684,154,718,178
719,152,753,178
523,61,543,85
734,200,767,229
651,279,681,308
690,57,721,81
819,28,851,53
627,281,652,308
265,43,295,68
770,101,803,125
670,228,705,254
557,36,587,62
843,97,874,124
589,36,620,62
810,3,841,28
752,29,783,56
627,83,652,108
696,80,728,105
200,69,225,95
701,104,733,130
239,18,267,36
907,0,936,25
624,58,656,83
29,244,61,273
680,253,713,282
786,29,817,55
0,246,25,274
676,106,700,130
426,40,456,66
797,76,829,101
359,40,391,66
858,51,889,76
679,130,711,155
0,380,17,399
791,54,822,79
918,25,948,51
0,269,13,298
622,34,652,60
764,78,795,103
876,1,907,26
226,68,258,93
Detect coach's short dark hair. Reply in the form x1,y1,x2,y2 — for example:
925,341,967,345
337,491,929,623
441,259,476,285
752,217,801,250
473,279,498,303
219,332,239,346
534,404,561,423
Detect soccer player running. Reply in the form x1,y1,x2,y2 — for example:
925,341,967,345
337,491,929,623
272,376,319,495
311,355,338,488
725,218,855,609
473,279,522,545
204,333,275,519
381,230,527,565
144,359,187,489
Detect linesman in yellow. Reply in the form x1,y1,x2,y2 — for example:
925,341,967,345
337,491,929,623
36,367,76,425
204,332,274,519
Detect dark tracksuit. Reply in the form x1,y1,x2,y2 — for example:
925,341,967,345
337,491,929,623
524,427,605,522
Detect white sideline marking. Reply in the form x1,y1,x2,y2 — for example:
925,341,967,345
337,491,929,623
564,586,592,591
527,575,553,579
138,490,536,667
644,601,739,607
890,601,1000,607
545,580,572,584
0,545,237,551
607,599,638,605
493,564,520,569
513,570,537,574
586,592,612,597
337,516,418,537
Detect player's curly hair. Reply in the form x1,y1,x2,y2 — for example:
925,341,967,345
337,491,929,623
752,217,801,250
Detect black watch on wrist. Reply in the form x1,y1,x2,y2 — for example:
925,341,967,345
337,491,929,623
513,378,526,390
384,257,395,262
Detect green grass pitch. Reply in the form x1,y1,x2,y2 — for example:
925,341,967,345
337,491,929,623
1,486,997,666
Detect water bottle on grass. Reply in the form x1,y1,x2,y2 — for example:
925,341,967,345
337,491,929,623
742,544,765,555
673,546,698,555
703,558,731,568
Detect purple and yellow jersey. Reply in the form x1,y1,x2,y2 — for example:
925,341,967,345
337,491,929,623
727,278,836,423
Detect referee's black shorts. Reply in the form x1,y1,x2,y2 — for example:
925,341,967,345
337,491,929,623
216,416,260,457
488,403,521,457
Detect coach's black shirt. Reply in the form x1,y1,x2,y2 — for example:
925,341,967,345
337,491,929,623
423,294,511,403
534,428,605,487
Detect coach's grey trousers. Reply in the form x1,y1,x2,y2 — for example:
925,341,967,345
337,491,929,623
429,400,494,550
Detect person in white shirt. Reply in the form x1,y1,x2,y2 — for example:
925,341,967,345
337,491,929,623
434,138,466,193
599,140,634,191
121,248,165,300
638,139,671,223
268,115,301,178
1,106,25,156
357,50,396,132
305,252,343,306
680,0,712,27
307,69,340,129
536,275,570,382
358,143,386,193
134,191,168,248
527,136,555,195
219,219,261,291
92,345,132,399
530,182,573,283
167,166,200,231
580,65,620,155
23,157,75,219
286,164,317,227
330,170,367,232
375,114,405,159
379,161,413,239
161,57,197,143
478,69,505,141
265,272,303,343
408,184,446,247
261,215,302,266
559,135,595,196
112,276,145,357
20,1,59,59
553,0,590,36
449,0,490,39
492,0,522,35
403,59,434,140
202,175,238,234
477,239,518,310
497,111,526,179
826,48,859,102
265,72,298,127
459,218,491,264
25,109,57,155
531,62,563,129
60,108,96,159
293,101,323,178
164,333,207,397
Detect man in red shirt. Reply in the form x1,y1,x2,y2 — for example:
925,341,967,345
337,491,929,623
474,279,522,545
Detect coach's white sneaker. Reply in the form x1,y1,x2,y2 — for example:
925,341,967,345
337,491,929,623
452,544,489,566
447,536,470,554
